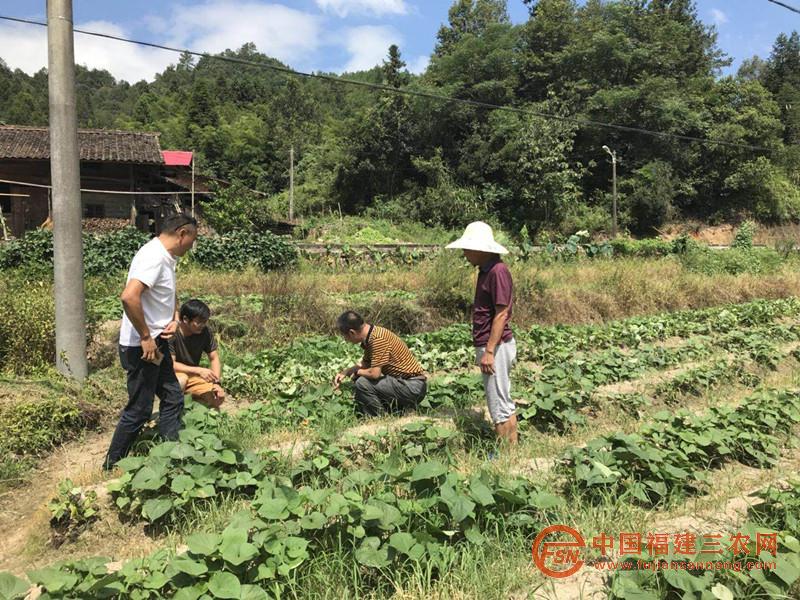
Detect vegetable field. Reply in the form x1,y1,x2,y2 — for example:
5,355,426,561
3,298,800,599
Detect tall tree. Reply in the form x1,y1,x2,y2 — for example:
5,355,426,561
435,0,509,56
333,46,414,209
764,32,800,144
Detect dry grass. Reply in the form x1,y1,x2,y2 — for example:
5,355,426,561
179,265,425,298
514,259,800,327
180,258,800,345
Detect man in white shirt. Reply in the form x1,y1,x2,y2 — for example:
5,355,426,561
104,213,198,469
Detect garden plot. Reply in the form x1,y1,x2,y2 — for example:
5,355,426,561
2,299,800,599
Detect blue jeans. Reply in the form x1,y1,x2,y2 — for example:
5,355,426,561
104,336,185,468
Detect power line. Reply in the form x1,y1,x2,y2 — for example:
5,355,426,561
766,0,800,16
0,177,215,195
0,13,779,153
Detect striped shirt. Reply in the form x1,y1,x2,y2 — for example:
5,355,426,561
361,325,424,379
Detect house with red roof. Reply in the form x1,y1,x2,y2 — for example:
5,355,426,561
0,125,203,237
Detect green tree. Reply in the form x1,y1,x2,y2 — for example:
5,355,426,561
622,160,678,235
435,0,509,57
187,78,218,129
334,46,415,209
764,32,800,144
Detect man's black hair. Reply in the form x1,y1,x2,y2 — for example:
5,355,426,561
180,299,211,322
162,212,198,233
336,310,364,334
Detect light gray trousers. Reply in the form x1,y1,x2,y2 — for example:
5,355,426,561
476,338,517,425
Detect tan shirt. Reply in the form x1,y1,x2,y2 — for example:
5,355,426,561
361,325,424,379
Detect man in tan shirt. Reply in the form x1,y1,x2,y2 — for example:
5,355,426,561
333,310,427,416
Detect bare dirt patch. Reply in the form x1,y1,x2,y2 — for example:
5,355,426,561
0,431,116,574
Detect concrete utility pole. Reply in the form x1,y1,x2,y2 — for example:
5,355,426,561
289,145,294,222
48,0,88,382
602,145,619,238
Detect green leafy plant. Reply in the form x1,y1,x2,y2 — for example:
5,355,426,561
545,230,612,261
191,230,297,271
48,479,99,547
562,389,800,507
610,481,800,599
0,276,55,374
0,227,149,276
733,219,758,250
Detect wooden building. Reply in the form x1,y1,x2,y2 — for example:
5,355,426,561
0,125,195,237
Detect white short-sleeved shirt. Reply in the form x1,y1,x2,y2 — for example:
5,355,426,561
119,237,177,347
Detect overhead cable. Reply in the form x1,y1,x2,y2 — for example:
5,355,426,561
0,13,779,153
765,0,800,16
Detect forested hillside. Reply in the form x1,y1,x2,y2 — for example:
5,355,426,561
3,0,800,236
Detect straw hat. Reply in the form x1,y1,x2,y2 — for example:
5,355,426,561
446,221,508,255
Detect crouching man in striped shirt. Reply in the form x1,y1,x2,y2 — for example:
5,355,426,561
333,311,428,416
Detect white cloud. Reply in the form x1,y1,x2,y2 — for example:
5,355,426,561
0,2,420,81
342,25,402,72
408,54,429,75
0,20,173,82
0,22,48,76
75,21,175,82
166,2,321,63
710,8,728,25
316,0,408,17
0,2,322,83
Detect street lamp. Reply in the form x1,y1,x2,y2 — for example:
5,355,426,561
602,145,618,238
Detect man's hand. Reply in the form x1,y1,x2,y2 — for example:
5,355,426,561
333,372,345,389
480,350,495,375
141,336,158,362
213,385,226,403
334,367,357,389
196,367,219,383
161,320,179,339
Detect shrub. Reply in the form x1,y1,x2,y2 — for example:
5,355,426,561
0,396,99,456
421,252,473,319
557,203,612,237
0,227,148,276
83,227,149,275
0,228,53,269
200,180,277,233
377,152,491,229
679,247,784,276
773,237,797,258
723,157,800,222
732,220,757,250
608,237,674,258
191,230,297,271
1,228,298,273
0,276,55,374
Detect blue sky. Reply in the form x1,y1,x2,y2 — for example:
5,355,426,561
0,1,796,82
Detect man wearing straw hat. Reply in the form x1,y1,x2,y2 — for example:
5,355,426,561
447,222,517,444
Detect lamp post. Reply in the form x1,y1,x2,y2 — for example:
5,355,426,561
602,145,618,238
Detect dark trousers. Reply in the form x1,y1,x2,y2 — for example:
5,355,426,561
354,375,427,417
104,337,185,468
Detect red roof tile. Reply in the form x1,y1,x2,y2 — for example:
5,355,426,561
161,150,194,167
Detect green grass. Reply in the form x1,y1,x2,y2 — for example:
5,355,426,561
299,216,456,245
6,274,800,597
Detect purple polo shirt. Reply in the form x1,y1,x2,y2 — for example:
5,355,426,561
472,259,513,347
